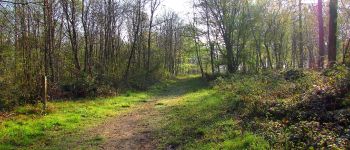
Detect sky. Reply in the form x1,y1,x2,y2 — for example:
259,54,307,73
158,0,318,20
155,0,319,24
160,0,192,20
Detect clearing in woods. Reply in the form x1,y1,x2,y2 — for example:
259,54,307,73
83,77,210,150
0,77,267,149
82,77,267,149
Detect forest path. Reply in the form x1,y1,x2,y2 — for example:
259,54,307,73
85,77,208,150
89,98,160,150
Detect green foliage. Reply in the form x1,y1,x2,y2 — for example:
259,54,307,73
0,46,21,110
154,78,269,149
323,65,350,86
61,74,97,98
214,70,350,149
284,69,305,81
0,91,150,149
215,70,350,149
58,72,133,99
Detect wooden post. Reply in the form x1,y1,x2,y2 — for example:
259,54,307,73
43,75,48,112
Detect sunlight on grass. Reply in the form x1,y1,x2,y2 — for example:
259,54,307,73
0,76,269,149
155,86,269,149
0,76,201,149
0,92,150,149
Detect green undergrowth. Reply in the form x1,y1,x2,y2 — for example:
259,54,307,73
214,66,350,149
0,76,214,149
0,88,155,149
155,80,269,149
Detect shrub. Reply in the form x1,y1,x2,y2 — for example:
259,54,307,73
60,73,97,98
284,69,305,81
214,70,350,149
96,85,117,97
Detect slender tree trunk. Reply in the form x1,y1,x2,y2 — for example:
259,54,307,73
194,34,204,78
147,0,160,73
328,0,338,67
124,0,142,82
147,18,153,73
253,32,264,69
82,0,89,72
317,0,326,69
62,0,81,72
224,36,235,73
264,42,273,69
205,5,215,74
345,39,350,64
292,22,297,68
298,0,304,68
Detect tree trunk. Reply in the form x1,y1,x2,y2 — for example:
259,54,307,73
317,0,326,69
124,0,142,83
328,0,338,67
62,0,81,72
343,39,350,66
298,0,304,68
205,5,215,74
224,36,235,73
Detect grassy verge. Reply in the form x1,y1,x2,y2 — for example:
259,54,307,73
0,91,151,149
154,80,269,149
0,76,207,149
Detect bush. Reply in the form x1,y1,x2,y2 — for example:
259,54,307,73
0,76,23,110
60,73,97,98
96,85,117,97
284,69,305,81
214,70,350,149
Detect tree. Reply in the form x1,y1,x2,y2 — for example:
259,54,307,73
200,1,215,74
317,0,326,69
328,0,338,67
124,0,143,82
202,0,238,73
61,0,81,72
147,0,160,73
298,0,304,68
191,11,205,78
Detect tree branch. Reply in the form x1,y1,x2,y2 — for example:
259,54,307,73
0,0,43,5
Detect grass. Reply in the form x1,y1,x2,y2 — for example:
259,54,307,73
0,92,150,149
154,79,269,149
0,76,270,149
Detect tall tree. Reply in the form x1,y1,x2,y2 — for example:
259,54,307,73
192,10,205,78
298,0,304,68
43,0,55,81
317,0,326,69
202,1,215,74
328,0,338,67
124,0,143,82
147,0,160,73
61,0,81,72
203,0,238,73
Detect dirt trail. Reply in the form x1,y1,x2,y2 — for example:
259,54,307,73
82,78,206,150
90,100,162,150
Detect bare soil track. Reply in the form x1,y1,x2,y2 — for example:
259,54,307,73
83,78,206,150
90,100,161,150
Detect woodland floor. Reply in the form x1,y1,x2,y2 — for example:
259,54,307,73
0,76,267,150
86,99,160,150
79,77,212,150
